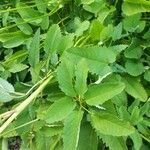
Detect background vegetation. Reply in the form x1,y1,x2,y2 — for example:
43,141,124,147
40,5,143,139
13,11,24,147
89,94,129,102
0,0,150,149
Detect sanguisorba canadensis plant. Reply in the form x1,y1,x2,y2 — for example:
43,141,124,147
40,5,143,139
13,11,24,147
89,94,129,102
0,0,150,149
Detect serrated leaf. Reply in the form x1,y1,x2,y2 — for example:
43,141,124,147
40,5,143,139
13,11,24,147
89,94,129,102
44,24,61,58
45,97,76,124
122,76,148,102
0,78,15,102
122,0,150,16
75,59,88,98
125,60,144,76
90,112,135,136
65,46,116,75
28,28,40,67
63,109,83,150
85,82,125,106
57,59,76,97
77,122,98,150
99,134,127,150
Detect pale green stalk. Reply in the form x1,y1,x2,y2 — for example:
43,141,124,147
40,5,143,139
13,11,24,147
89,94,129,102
0,75,53,134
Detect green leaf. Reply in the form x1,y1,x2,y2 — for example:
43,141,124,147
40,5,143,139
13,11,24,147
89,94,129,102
112,23,122,41
111,91,128,107
81,0,94,5
83,1,105,15
77,123,98,150
45,97,76,124
74,18,90,37
40,126,63,137
63,109,83,150
28,28,40,67
0,31,28,48
8,63,28,73
65,46,116,75
123,13,144,32
144,69,150,82
40,15,49,30
35,133,51,150
100,25,113,41
130,131,142,150
3,50,28,65
124,40,143,59
0,78,15,102
125,60,144,76
99,134,128,150
122,76,148,101
17,2,42,25
122,0,150,16
57,59,76,97
130,106,141,125
90,112,135,136
75,59,88,98
35,0,46,13
15,18,33,35
90,20,104,41
44,24,61,58
58,34,74,53
85,82,125,106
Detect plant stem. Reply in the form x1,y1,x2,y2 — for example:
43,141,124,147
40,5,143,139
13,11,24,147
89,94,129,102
0,75,53,134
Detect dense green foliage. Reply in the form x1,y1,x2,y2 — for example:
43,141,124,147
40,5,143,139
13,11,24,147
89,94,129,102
0,0,150,149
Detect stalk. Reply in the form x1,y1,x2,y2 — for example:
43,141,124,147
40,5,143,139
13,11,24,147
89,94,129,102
0,75,53,134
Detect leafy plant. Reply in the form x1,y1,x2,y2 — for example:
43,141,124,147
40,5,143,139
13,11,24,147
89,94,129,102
0,0,150,149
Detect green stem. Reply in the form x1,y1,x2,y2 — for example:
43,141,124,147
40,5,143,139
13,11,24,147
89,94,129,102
0,75,53,134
